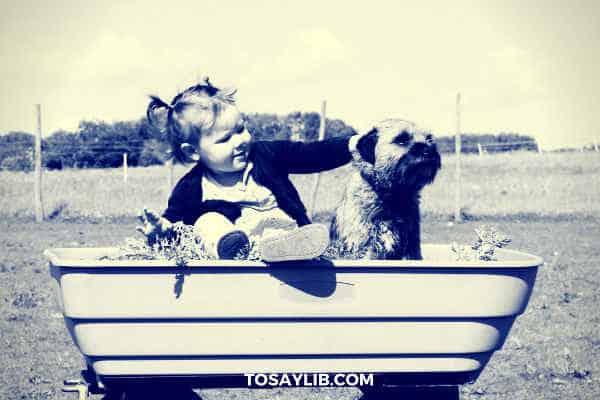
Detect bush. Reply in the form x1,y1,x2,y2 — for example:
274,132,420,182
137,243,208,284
246,112,357,142
43,130,78,168
74,150,96,168
0,149,33,172
0,132,34,169
246,113,291,141
96,151,124,168
45,157,63,170
139,140,170,167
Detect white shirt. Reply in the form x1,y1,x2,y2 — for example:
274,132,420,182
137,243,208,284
201,162,297,239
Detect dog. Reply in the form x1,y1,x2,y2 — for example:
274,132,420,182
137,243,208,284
330,119,441,260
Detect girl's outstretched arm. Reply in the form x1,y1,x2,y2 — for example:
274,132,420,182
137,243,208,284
263,135,360,174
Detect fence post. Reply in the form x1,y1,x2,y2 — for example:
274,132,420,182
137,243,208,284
34,104,44,222
308,100,327,220
477,143,483,157
535,138,543,154
167,159,175,192
594,140,598,152
123,153,128,183
454,93,462,223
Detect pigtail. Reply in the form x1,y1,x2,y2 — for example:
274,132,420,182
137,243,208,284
146,95,172,127
145,95,178,162
216,86,237,105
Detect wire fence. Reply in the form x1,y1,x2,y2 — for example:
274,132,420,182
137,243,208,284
1,103,598,222
477,140,541,156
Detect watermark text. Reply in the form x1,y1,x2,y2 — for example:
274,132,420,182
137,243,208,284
244,373,374,387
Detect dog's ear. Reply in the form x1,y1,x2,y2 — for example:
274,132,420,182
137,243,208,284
356,128,378,165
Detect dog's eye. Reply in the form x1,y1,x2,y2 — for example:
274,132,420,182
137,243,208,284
393,131,412,146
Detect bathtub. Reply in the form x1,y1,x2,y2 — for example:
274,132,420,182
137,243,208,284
45,244,541,394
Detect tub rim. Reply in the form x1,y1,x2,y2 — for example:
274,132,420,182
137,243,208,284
44,244,543,270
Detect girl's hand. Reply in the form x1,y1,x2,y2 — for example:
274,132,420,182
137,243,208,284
136,207,173,245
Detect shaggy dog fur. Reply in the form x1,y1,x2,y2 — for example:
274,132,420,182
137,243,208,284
330,119,441,260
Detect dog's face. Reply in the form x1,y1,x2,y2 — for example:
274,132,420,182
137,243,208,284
355,119,441,193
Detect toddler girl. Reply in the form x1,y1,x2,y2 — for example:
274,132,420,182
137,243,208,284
138,77,359,261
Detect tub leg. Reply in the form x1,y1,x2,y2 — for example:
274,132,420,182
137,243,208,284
360,385,459,399
82,364,105,395
63,379,89,400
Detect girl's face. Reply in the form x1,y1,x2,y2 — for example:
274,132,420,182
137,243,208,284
196,106,252,174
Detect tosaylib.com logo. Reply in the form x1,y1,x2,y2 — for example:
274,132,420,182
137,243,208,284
244,373,374,388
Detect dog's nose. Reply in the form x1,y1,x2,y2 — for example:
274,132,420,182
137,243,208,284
410,142,430,155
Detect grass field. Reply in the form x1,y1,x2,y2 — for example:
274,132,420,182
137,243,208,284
0,151,599,221
1,150,599,399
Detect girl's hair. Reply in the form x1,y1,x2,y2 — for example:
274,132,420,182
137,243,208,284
146,77,237,164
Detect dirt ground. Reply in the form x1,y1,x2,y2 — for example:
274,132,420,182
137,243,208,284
1,216,599,399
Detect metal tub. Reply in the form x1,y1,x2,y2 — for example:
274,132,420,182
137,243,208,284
45,244,541,391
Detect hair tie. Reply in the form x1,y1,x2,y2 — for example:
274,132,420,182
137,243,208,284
202,76,212,87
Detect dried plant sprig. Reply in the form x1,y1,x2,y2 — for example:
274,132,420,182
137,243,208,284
102,222,216,298
322,239,367,260
452,225,512,261
106,222,213,264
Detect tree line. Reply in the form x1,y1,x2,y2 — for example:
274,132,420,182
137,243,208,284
0,113,536,171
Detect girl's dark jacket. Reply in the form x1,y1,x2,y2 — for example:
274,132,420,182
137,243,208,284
162,136,353,227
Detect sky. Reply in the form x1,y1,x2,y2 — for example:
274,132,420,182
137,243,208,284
1,0,599,150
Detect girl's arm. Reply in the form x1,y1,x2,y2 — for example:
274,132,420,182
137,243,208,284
263,135,359,174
